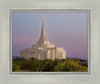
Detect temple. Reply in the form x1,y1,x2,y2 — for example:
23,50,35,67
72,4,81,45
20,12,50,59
20,17,66,60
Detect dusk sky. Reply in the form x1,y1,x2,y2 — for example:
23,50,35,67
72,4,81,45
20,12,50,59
12,12,88,60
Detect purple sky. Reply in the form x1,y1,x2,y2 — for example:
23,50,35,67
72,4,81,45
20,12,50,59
12,12,88,60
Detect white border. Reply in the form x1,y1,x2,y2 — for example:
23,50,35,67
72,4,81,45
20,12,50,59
0,0,100,84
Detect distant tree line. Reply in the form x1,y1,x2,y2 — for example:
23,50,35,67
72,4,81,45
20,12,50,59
12,58,88,72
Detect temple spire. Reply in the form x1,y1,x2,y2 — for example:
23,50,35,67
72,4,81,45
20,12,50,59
39,17,47,44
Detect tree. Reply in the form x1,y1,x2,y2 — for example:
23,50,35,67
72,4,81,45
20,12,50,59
74,58,80,64
42,59,53,71
12,57,88,72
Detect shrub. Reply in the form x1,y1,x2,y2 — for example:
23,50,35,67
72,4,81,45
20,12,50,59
78,66,88,72
66,60,80,71
54,60,80,72
54,62,67,71
13,64,20,71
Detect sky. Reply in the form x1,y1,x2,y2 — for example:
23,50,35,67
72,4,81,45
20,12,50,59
12,12,88,60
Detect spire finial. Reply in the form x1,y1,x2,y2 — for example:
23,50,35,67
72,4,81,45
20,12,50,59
39,17,47,44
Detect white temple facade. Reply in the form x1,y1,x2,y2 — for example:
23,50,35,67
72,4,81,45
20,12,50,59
20,17,66,61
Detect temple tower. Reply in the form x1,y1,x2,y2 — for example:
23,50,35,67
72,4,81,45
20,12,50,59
20,17,66,60
39,17,47,44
